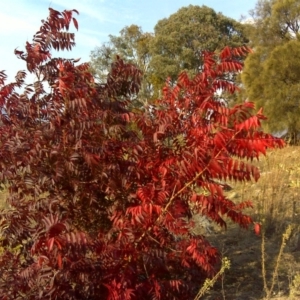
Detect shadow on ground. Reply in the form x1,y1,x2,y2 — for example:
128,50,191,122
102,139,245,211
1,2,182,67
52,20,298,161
204,221,300,300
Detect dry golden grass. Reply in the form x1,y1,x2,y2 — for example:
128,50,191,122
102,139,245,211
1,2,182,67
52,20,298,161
226,145,300,234
205,145,300,299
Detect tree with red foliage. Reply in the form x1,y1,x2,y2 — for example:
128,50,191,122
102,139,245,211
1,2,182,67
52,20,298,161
0,8,284,299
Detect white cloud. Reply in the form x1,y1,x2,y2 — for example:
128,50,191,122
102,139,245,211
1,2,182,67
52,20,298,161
241,18,255,25
0,12,36,34
76,32,104,49
46,0,117,24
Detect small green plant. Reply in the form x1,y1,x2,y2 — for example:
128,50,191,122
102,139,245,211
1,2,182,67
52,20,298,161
261,224,293,299
289,273,300,299
194,257,231,299
0,238,22,256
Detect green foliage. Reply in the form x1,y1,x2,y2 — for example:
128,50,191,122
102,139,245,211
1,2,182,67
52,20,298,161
241,0,300,142
149,5,249,94
90,25,153,101
90,5,249,100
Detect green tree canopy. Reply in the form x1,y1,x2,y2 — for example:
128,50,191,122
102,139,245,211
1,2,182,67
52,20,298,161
90,25,153,100
241,0,300,142
149,5,249,94
90,5,249,100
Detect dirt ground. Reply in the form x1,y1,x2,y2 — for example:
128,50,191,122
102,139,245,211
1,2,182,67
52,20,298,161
203,223,300,299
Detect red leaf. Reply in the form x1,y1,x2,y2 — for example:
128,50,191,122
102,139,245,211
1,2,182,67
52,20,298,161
254,223,261,236
72,17,79,30
57,253,62,269
48,237,55,251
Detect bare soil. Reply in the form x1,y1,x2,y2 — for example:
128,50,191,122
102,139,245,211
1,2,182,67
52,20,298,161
204,223,300,299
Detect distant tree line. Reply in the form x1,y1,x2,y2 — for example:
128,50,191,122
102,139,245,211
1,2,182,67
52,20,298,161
90,5,249,101
241,0,300,143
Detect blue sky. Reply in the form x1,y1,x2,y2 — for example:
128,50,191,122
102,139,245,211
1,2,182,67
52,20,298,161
1,0,257,82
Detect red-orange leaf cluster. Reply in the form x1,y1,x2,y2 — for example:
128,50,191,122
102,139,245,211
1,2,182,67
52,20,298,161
0,8,284,300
